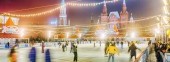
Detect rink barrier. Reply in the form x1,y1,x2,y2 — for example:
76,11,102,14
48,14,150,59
134,45,150,62
19,43,29,48
159,52,169,62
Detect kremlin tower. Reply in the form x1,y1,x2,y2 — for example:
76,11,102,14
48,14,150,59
120,0,129,28
100,0,109,24
59,0,68,26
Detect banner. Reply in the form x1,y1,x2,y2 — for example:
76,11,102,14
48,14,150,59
0,15,20,34
0,15,19,25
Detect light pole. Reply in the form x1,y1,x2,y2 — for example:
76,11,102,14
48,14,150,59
78,33,82,43
154,28,161,41
48,31,51,42
130,31,137,42
66,32,69,42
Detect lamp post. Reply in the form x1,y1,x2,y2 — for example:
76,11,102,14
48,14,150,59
78,33,82,39
78,33,82,43
48,31,51,42
66,32,69,42
154,28,161,41
130,31,137,42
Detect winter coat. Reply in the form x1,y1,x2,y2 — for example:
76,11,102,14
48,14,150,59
73,45,77,52
128,45,137,56
107,46,119,54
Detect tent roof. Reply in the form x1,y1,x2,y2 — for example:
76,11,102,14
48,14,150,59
5,17,15,27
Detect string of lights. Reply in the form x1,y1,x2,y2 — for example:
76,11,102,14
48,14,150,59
67,0,116,7
5,4,59,13
1,0,118,17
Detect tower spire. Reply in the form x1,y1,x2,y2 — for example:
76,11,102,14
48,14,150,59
122,0,127,13
100,0,108,24
123,0,126,6
59,0,67,26
104,0,106,6
130,13,134,22
102,0,107,16
91,14,94,25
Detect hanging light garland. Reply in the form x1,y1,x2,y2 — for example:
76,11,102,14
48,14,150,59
67,1,115,7
2,5,63,17
1,0,160,31
1,0,118,17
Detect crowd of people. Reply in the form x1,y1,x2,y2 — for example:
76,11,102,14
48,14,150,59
104,41,141,62
154,41,170,62
6,40,145,62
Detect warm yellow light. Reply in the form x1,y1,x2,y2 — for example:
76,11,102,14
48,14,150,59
100,33,106,39
163,16,169,24
20,28,25,37
156,17,160,21
78,33,82,38
163,0,168,5
155,28,160,34
48,31,52,38
130,32,136,38
163,6,169,14
66,32,70,38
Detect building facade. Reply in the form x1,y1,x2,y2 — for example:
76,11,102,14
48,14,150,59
59,0,68,26
100,0,109,24
120,0,129,28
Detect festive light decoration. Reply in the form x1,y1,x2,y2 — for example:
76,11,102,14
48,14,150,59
2,5,63,17
67,1,115,7
163,0,168,5
0,0,162,34
1,0,118,17
163,6,169,14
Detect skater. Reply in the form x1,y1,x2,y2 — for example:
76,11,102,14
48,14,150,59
94,42,96,47
70,42,74,53
73,43,78,62
58,41,61,47
128,41,130,46
121,41,123,49
107,43,119,62
8,45,17,62
128,42,141,61
105,41,110,56
7,42,10,48
100,41,101,47
62,44,65,52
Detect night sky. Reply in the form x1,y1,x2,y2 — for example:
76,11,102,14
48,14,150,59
0,0,162,25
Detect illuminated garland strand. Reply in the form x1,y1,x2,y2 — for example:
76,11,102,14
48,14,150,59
67,1,115,7
2,5,63,17
2,1,117,17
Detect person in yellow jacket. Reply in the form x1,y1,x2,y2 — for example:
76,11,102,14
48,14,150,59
106,43,119,62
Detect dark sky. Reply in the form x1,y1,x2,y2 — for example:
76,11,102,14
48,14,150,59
0,0,162,25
